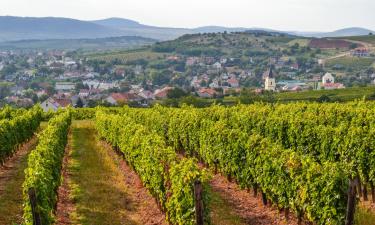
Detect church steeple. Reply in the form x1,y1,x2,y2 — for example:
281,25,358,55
264,66,276,91
265,65,275,78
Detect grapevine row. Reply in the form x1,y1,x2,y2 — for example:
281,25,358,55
121,106,351,224
95,110,209,225
22,110,72,225
0,106,42,165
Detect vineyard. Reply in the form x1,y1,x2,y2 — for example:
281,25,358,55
0,103,375,225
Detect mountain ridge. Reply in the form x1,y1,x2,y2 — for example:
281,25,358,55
0,16,373,42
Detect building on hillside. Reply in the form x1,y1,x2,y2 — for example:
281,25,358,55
40,97,71,112
78,89,90,98
264,67,276,91
55,82,75,91
197,88,217,98
105,93,143,106
322,73,335,84
154,87,174,99
351,48,370,57
227,77,239,88
320,73,345,90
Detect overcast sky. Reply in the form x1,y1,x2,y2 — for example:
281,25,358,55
1,0,374,31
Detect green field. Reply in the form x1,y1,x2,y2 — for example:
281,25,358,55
326,56,375,70
340,35,375,45
275,86,375,102
88,49,167,63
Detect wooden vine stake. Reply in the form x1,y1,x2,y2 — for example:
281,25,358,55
261,192,267,206
345,179,356,225
28,187,42,225
194,180,204,225
371,183,375,203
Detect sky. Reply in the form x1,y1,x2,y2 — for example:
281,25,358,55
0,0,374,31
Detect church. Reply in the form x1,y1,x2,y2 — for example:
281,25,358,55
263,67,276,91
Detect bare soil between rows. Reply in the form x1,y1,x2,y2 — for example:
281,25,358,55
102,141,168,225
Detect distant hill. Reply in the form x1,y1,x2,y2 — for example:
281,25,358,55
91,18,147,29
294,27,374,38
0,36,157,51
0,16,130,42
0,16,373,43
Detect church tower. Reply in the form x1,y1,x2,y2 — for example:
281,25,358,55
264,67,276,91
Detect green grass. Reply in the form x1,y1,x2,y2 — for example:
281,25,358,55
326,56,375,70
341,35,375,45
0,144,35,225
68,120,140,225
209,187,246,225
287,39,310,47
0,122,46,225
275,86,375,102
355,207,375,225
88,49,165,63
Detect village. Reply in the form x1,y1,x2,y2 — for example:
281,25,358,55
0,40,374,110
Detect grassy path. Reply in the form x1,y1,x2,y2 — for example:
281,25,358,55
0,122,46,225
63,120,165,225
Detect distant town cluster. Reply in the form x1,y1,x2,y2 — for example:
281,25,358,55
0,32,374,110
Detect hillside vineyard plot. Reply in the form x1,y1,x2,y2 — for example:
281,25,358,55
23,111,72,225
2,102,374,225
108,102,375,225
0,106,42,165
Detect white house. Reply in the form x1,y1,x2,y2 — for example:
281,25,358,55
213,62,222,69
322,73,335,84
55,82,75,91
40,97,71,112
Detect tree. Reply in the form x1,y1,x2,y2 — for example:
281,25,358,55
151,71,171,86
75,98,84,108
1,64,17,78
167,88,188,99
349,43,358,50
317,94,331,103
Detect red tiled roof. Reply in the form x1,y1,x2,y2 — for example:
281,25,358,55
54,99,71,107
198,88,217,96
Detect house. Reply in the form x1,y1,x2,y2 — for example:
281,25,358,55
55,82,75,91
351,48,369,57
78,89,90,98
115,68,126,77
320,73,345,90
212,62,222,69
138,90,154,100
98,81,119,90
105,93,143,105
321,83,345,90
227,77,239,88
40,97,71,112
36,90,48,98
209,79,220,88
106,93,126,105
290,63,299,70
197,88,217,98
167,56,180,61
322,73,335,84
282,84,303,91
264,67,276,91
186,57,200,66
134,65,143,75
154,87,174,99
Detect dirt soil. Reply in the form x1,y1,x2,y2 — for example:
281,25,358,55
55,131,75,225
102,141,168,225
210,173,302,225
0,137,38,194
0,136,38,224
